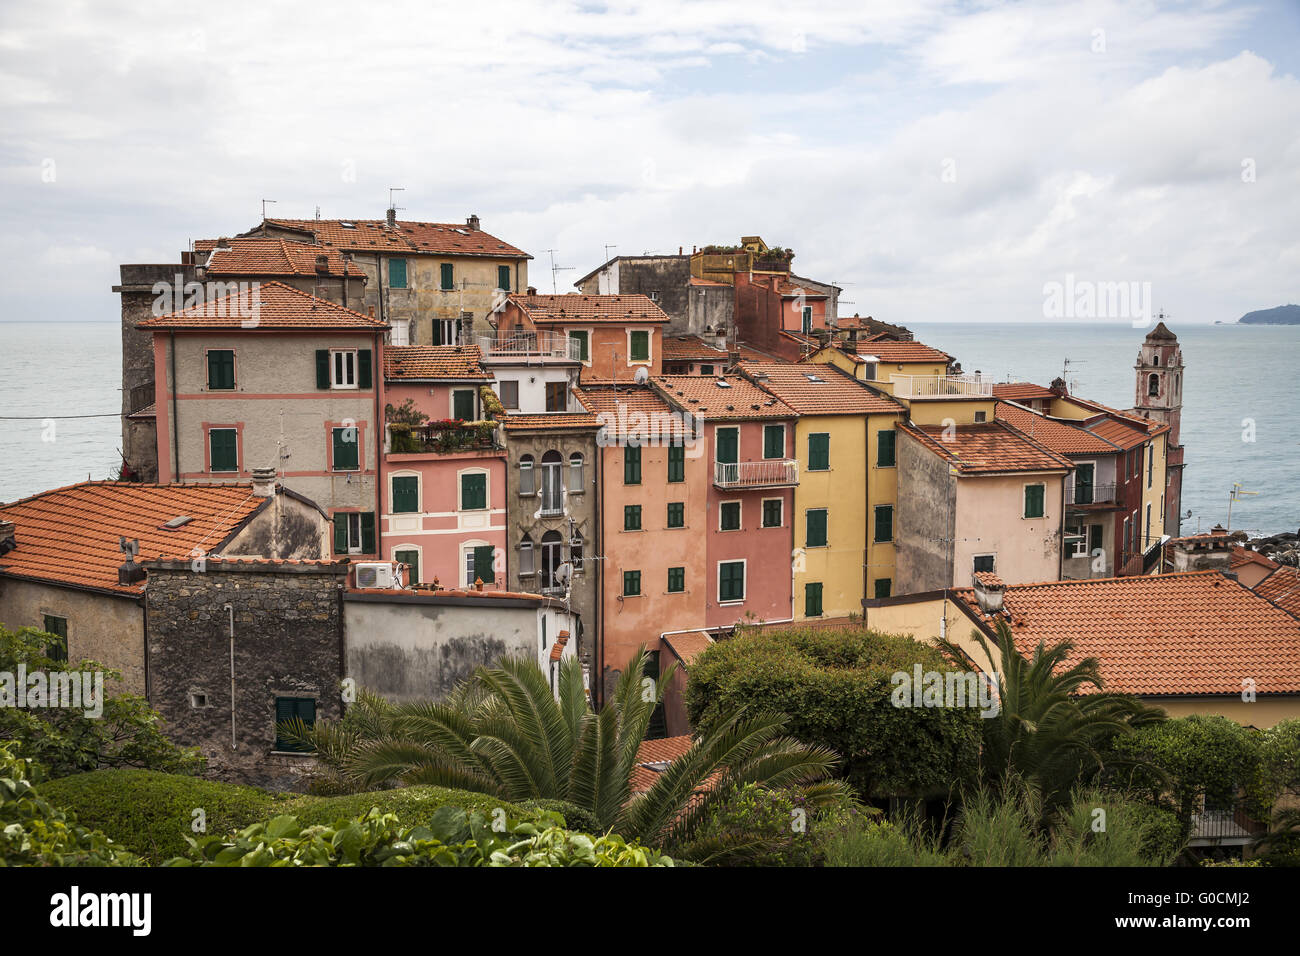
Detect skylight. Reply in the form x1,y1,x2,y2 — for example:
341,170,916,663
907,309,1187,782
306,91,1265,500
162,516,193,529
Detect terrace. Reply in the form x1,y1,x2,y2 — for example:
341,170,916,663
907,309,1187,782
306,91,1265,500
713,459,799,489
388,420,500,455
891,374,993,399
476,331,582,363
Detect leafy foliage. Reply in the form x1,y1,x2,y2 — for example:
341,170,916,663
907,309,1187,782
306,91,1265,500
165,806,673,867
0,624,204,779
685,626,982,798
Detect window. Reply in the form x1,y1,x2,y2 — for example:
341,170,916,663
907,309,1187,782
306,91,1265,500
718,561,745,603
801,307,812,334
763,424,785,459
667,442,685,482
805,582,823,617
700,365,714,376
715,427,738,464
540,451,563,514
1088,524,1103,555
390,321,409,347
973,554,995,574
649,290,660,302
629,330,650,362
1023,483,1045,519
274,697,316,752
333,512,376,555
877,429,896,468
1145,503,1152,546
1147,445,1154,488
623,570,641,597
569,453,584,493
624,446,641,484
440,262,455,291
518,455,536,496
518,536,535,575
460,472,487,511
497,265,511,292
394,548,419,585
806,508,828,547
624,504,642,531
207,349,235,390
209,428,238,472
974,410,987,423
762,498,783,528
667,502,685,528
391,475,418,513
469,545,496,585
545,380,567,412
569,532,584,571
808,433,830,471
332,350,356,388
570,330,589,362
499,380,519,409
332,426,359,471
431,319,456,346
541,531,563,589
874,578,892,599
1148,373,1159,397
668,567,685,593
42,614,67,662
874,504,893,543
1074,462,1095,504
720,501,741,531
389,258,407,289
452,389,475,422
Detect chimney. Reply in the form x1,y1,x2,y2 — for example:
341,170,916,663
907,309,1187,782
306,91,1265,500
117,536,146,586
315,254,330,274
526,285,537,295
0,520,15,557
1170,531,1233,573
386,207,397,228
1050,376,1068,396
251,466,277,498
467,214,481,231
973,572,1005,614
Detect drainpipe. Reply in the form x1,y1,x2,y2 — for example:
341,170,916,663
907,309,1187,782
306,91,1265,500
225,602,236,751
374,330,383,561
169,330,180,479
596,444,604,707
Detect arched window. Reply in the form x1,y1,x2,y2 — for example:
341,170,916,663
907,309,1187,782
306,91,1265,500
570,531,584,571
569,452,584,492
518,535,535,575
1147,373,1159,397
541,451,563,514
540,530,563,590
1152,354,1160,367
518,455,535,496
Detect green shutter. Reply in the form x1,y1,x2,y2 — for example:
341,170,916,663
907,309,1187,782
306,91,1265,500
395,549,419,585
878,429,896,467
316,349,330,389
441,263,455,290
630,330,649,361
357,349,372,389
874,578,892,599
623,571,641,596
389,258,407,289
392,476,418,513
806,509,827,547
763,499,782,527
453,390,475,421
497,265,511,291
668,567,685,592
461,473,487,510
763,424,784,459
719,561,745,602
360,512,376,553
624,505,641,531
275,697,316,752
716,428,738,464
207,350,234,390
571,331,589,362
473,545,496,584
624,446,641,484
808,433,829,471
667,502,684,528
210,429,237,472
333,427,359,471
802,307,812,333
1024,484,1045,519
333,514,348,553
667,442,684,482
805,583,822,617
875,505,893,543
721,502,740,531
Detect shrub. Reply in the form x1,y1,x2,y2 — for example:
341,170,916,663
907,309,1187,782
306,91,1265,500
517,799,602,834
686,626,981,799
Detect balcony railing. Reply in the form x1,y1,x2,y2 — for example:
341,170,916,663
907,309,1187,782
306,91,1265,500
714,459,799,489
1068,482,1121,506
1190,803,1266,845
389,421,499,455
891,374,993,399
477,331,582,361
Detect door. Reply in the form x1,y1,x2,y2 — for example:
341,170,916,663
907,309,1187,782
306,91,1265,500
716,427,738,464
1075,463,1094,504
540,451,563,514
545,381,567,412
394,549,419,586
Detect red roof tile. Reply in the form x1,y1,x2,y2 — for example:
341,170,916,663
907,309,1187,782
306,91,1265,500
138,280,387,330
199,238,366,278
630,735,696,793
662,631,714,665
898,421,1074,475
743,363,904,415
384,346,489,380
661,334,774,364
1254,567,1300,619
992,382,1058,402
263,218,531,259
652,374,795,421
996,402,1121,456
499,413,600,432
850,340,951,364
1085,416,1151,450
574,385,690,441
508,293,669,325
1232,546,1280,572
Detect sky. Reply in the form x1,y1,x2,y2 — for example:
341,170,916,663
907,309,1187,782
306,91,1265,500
1,0,1297,326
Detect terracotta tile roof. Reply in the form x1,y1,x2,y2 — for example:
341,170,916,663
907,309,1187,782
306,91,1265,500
687,277,731,288
1254,567,1300,618
0,481,267,595
574,385,690,440
661,334,774,364
1232,546,1280,572
499,412,600,432
743,363,904,415
992,382,1057,402
953,571,1300,696
898,420,1074,475
630,735,695,793
508,293,669,324
772,278,828,298
262,218,531,259
662,630,714,665
1085,416,1151,450
199,238,366,278
549,631,570,662
349,585,561,604
652,374,795,421
1066,396,1170,436
850,340,951,364
996,402,1121,456
126,403,156,420
384,346,489,380
138,280,387,330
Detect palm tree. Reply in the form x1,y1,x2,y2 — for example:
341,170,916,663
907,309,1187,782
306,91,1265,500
284,646,848,848
938,622,1164,823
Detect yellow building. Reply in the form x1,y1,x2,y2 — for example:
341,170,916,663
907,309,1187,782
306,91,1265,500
743,363,906,616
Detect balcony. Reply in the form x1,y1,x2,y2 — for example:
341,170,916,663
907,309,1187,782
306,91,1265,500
477,331,581,362
714,459,799,489
891,374,993,399
388,421,499,455
1067,482,1122,507
1189,803,1266,847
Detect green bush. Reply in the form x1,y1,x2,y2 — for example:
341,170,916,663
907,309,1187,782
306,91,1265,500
517,799,602,834
165,806,673,867
685,626,981,799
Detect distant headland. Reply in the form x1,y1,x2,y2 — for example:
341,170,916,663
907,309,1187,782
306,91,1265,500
1238,304,1300,325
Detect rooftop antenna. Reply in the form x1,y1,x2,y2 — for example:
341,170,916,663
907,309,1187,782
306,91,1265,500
261,199,277,235
1062,356,1084,393
388,186,404,209
545,249,573,295
604,243,617,262
1226,482,1258,533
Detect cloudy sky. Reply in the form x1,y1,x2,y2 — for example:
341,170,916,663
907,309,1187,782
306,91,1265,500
1,0,1297,326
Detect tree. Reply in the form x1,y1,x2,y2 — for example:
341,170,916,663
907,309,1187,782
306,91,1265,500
285,647,848,850
0,624,204,779
938,622,1164,823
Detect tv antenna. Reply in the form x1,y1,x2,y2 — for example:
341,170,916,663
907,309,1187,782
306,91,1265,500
604,243,618,262
261,198,277,226
1226,482,1258,533
388,186,405,215
545,249,573,294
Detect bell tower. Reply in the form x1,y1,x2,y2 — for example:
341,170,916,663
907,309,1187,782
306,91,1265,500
1133,315,1184,535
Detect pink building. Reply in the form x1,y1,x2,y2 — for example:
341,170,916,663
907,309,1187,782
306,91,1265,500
652,375,797,628
382,346,507,589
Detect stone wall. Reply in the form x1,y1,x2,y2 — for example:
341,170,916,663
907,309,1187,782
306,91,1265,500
895,432,956,593
144,558,348,790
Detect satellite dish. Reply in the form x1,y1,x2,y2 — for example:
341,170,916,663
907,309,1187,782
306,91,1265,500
634,366,649,385
555,562,573,587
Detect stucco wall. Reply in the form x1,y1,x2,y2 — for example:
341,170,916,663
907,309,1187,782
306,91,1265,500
953,473,1064,586
895,432,956,594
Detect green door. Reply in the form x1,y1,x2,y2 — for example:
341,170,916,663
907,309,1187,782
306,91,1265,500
453,390,475,421
716,428,738,464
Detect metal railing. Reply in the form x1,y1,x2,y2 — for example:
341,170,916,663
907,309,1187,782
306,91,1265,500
1190,803,1266,845
891,374,993,398
477,332,582,361
713,459,799,488
388,421,498,454
1068,482,1120,506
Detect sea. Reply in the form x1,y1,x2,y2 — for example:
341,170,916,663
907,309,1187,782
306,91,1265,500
0,319,1295,538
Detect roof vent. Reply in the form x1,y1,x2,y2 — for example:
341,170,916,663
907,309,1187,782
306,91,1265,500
973,572,1005,613
715,380,731,388
340,221,356,229
162,516,193,530
315,254,330,274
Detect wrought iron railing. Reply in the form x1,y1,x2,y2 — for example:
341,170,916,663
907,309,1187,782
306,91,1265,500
713,459,799,488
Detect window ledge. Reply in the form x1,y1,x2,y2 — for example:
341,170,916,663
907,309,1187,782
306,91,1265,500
718,600,744,607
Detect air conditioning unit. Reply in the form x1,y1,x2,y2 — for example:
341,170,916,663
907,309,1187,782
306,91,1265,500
354,562,399,589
